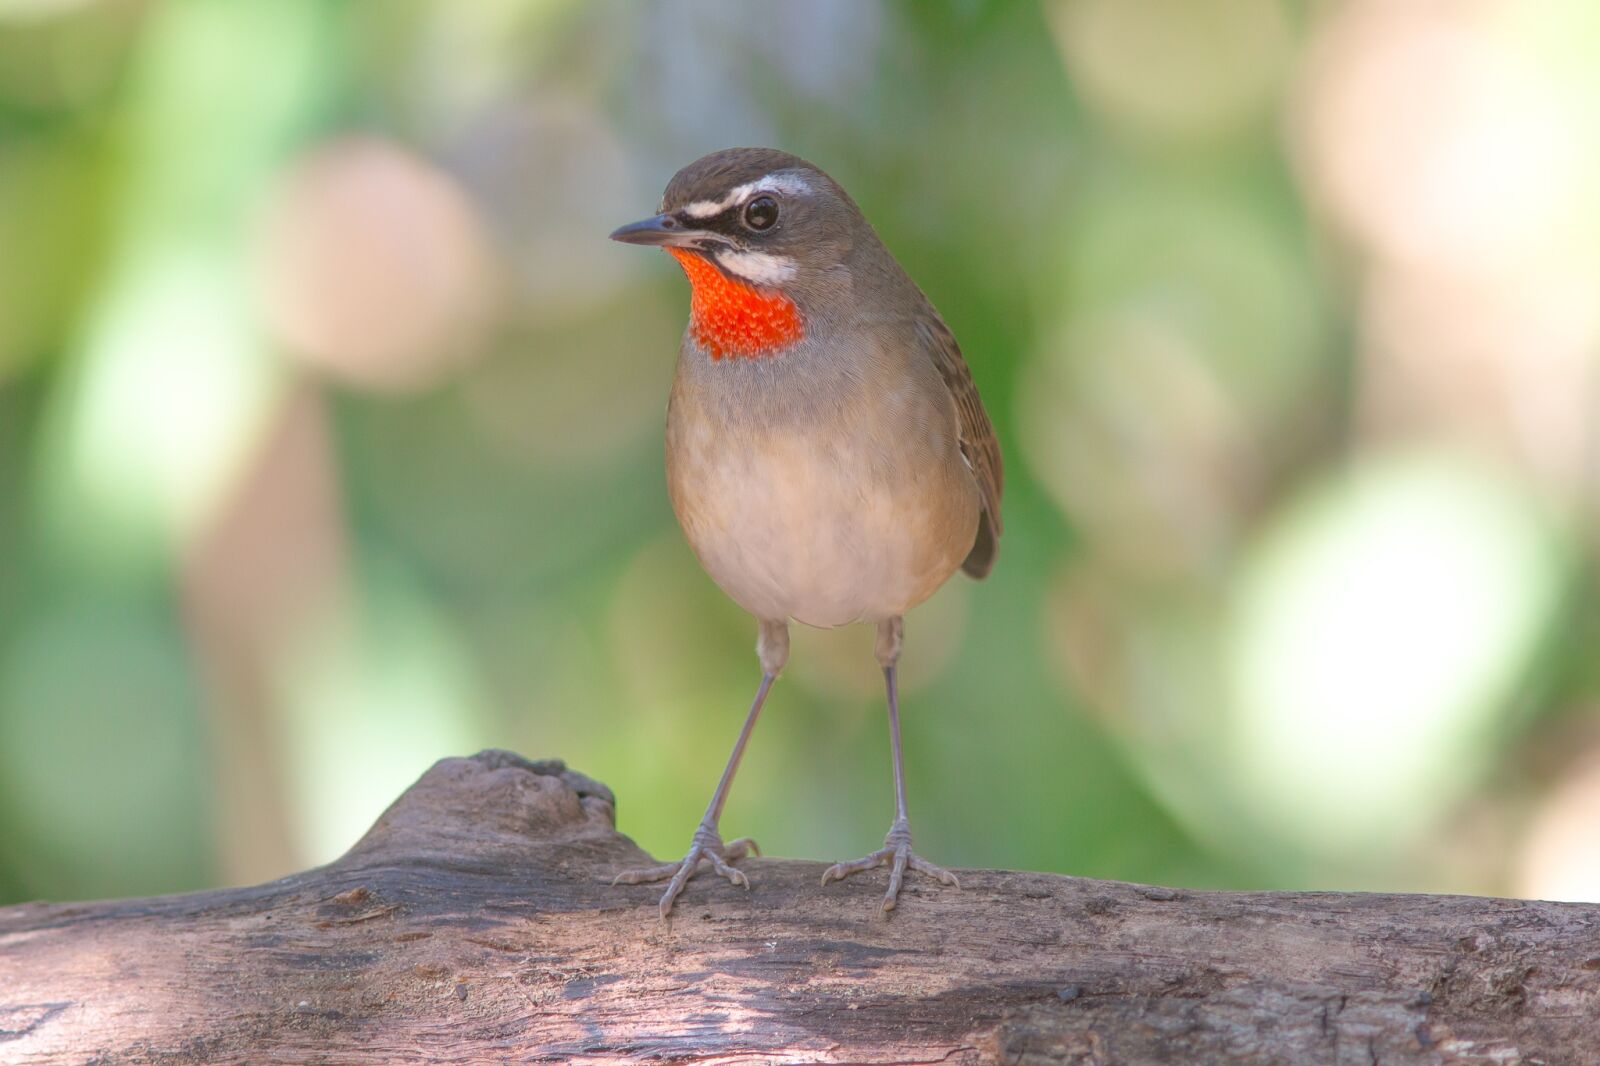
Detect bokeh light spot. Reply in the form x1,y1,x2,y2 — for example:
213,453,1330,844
257,137,498,393
1229,452,1562,854
1048,0,1289,142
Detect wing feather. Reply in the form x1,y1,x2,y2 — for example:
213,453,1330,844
916,314,1003,578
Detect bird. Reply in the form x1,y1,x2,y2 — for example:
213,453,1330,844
608,147,1002,917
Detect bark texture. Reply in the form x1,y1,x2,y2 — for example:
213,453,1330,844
2,750,1596,1064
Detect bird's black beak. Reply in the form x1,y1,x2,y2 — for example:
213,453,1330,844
609,212,697,247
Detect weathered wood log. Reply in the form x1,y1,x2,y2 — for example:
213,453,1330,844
1,750,1595,1064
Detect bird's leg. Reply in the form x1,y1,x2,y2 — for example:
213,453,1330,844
821,616,959,913
611,621,788,918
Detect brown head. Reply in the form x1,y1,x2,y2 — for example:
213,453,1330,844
610,147,888,360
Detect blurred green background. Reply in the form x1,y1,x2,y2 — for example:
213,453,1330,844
3,0,1599,907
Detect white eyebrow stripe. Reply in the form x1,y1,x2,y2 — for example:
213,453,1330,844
680,199,727,219
739,173,813,198
714,248,797,286
678,171,813,219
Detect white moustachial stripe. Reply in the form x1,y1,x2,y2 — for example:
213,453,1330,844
714,249,797,286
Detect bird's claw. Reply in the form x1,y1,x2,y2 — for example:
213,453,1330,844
610,824,759,918
820,820,958,913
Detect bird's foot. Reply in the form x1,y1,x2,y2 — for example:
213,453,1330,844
820,818,959,913
610,822,759,918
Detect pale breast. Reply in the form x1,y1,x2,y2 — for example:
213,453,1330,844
665,350,979,628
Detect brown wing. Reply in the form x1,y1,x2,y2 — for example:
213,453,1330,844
916,313,1003,578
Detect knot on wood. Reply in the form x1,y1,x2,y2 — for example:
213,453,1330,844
343,750,619,863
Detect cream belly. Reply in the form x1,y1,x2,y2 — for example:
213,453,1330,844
667,417,979,628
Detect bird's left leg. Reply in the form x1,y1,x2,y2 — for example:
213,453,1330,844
610,620,788,918
821,616,959,912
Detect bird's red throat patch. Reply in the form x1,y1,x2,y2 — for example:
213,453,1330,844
668,248,803,360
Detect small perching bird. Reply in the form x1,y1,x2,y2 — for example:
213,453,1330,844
609,148,1003,916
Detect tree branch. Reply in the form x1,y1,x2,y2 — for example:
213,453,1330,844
1,750,1591,1064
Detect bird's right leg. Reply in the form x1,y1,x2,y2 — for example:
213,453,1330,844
610,620,789,918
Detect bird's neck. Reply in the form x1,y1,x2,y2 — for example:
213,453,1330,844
669,249,804,361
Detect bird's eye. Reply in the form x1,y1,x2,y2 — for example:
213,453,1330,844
742,196,779,231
